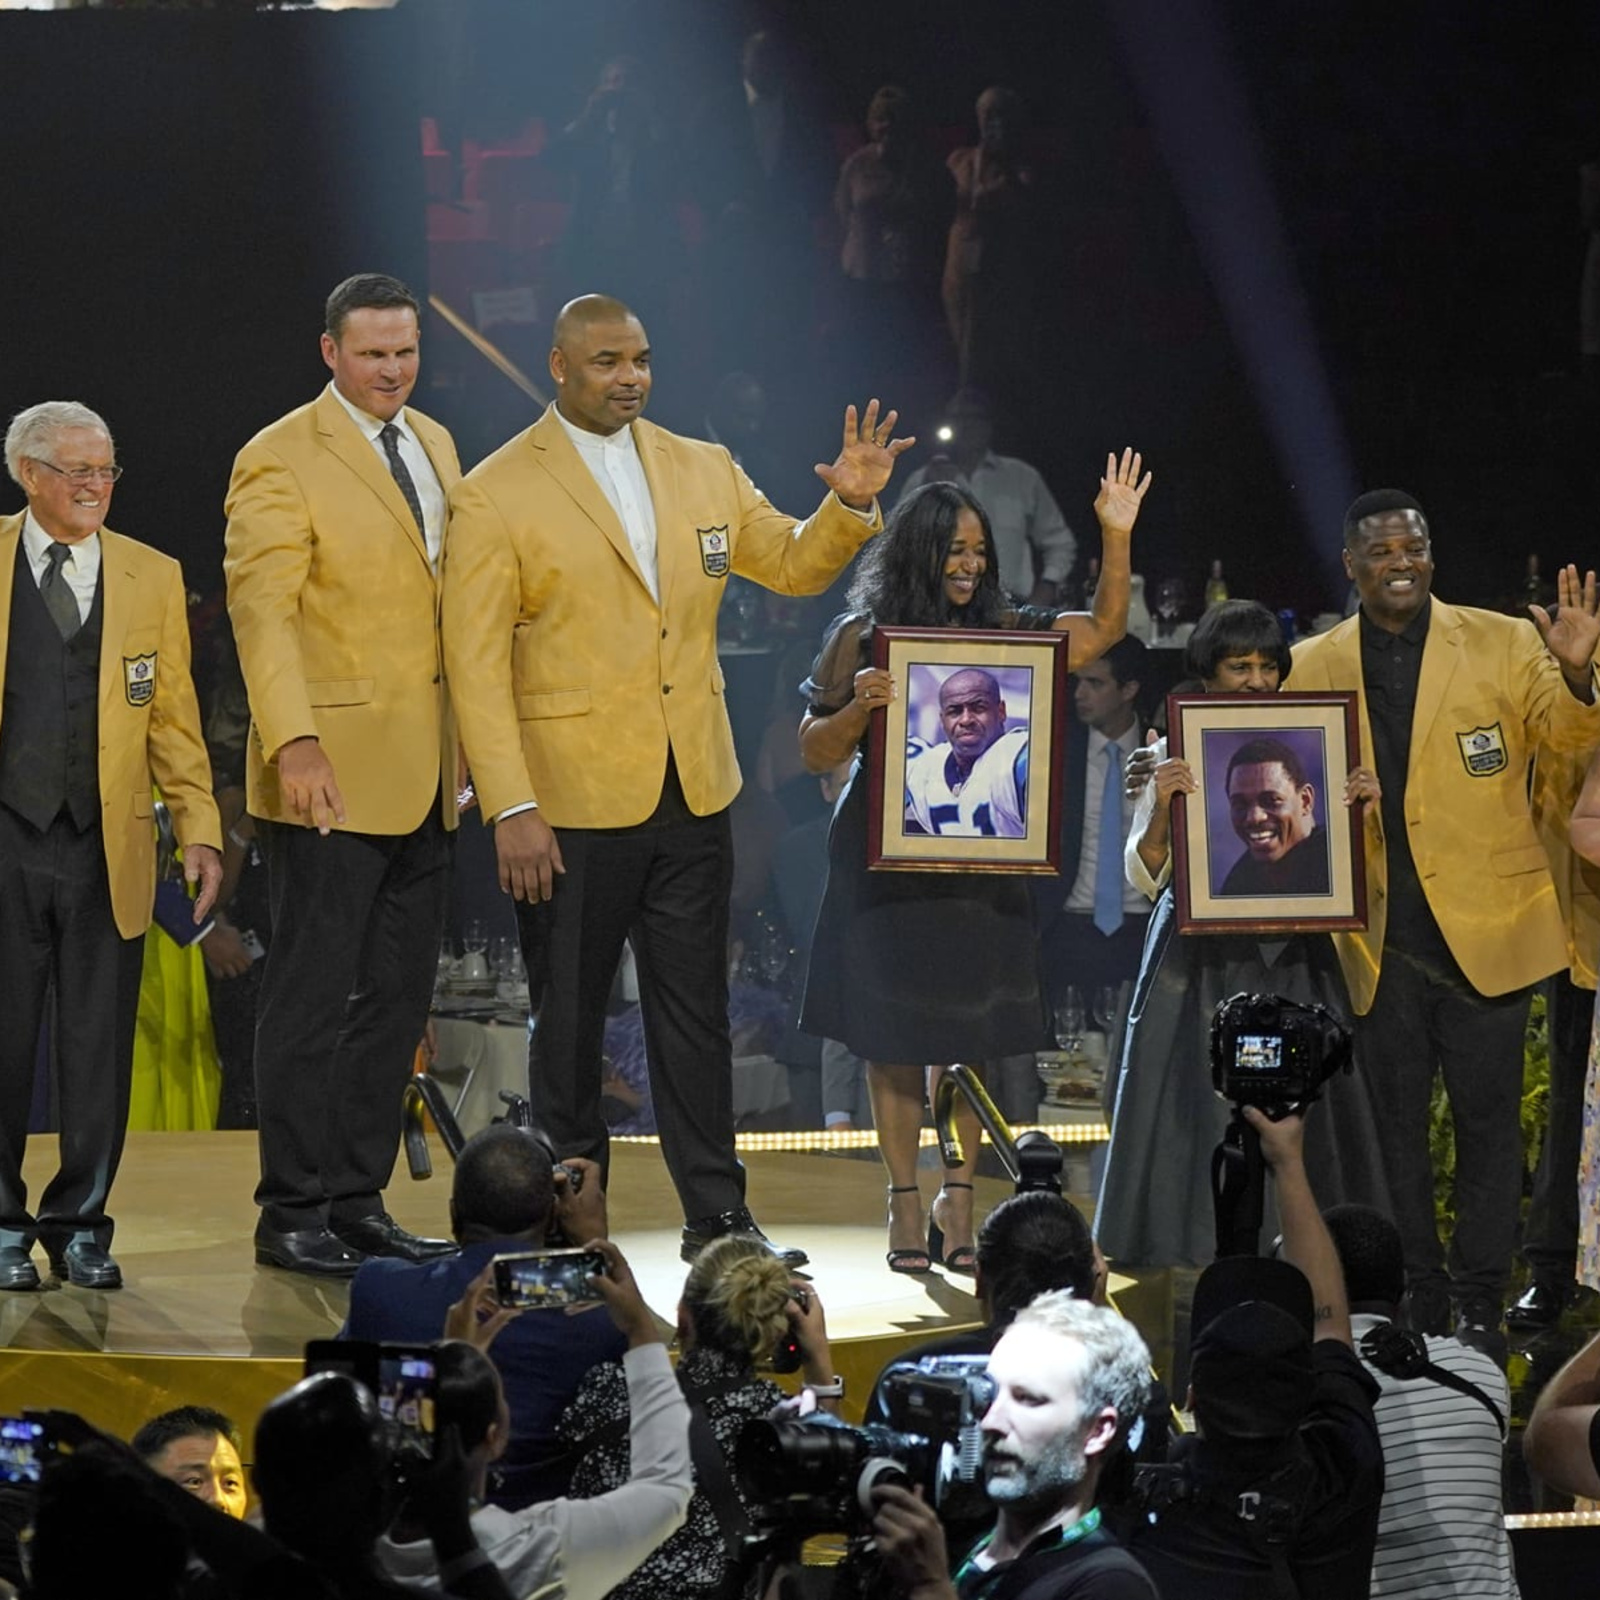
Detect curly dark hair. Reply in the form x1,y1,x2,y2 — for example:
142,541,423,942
846,481,1010,628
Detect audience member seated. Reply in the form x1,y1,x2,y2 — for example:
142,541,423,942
871,1292,1158,1600
1524,1323,1600,1499
377,1241,692,1598
253,1372,514,1599
341,1126,626,1509
132,1404,249,1521
558,1233,837,1600
896,387,1074,607
1124,1109,1384,1600
1323,1203,1516,1598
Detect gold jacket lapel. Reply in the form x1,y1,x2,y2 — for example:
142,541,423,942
637,421,679,611
531,409,651,597
1411,600,1463,754
315,390,432,569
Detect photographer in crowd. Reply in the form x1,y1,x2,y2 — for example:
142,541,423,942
870,1292,1158,1600
342,1125,626,1508
1323,1203,1517,1598
376,1240,693,1598
1125,1107,1384,1600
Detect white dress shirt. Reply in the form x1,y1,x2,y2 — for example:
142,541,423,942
328,383,447,568
554,406,660,603
23,512,100,624
1065,723,1147,916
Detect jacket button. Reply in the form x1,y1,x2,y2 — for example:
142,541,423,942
663,683,673,695
661,628,668,639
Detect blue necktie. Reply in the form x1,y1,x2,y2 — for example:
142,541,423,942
1093,745,1124,936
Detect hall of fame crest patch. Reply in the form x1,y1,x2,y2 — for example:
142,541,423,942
1455,722,1507,776
697,524,731,578
124,652,157,707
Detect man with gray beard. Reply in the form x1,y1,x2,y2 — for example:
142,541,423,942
870,1292,1157,1598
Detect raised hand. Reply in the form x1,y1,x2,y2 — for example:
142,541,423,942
1092,447,1153,538
814,400,916,509
1530,564,1600,685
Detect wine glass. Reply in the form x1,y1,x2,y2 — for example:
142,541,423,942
1092,985,1120,1034
1054,987,1086,1054
1154,577,1185,643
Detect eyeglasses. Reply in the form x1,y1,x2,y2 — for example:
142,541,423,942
33,459,123,485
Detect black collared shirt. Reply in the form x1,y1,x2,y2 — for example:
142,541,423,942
1357,600,1447,950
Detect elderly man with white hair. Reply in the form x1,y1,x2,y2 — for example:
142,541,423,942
0,400,220,1291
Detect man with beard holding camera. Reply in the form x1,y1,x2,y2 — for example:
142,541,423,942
870,1292,1157,1599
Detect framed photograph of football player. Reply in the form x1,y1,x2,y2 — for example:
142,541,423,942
1167,690,1369,933
866,626,1068,873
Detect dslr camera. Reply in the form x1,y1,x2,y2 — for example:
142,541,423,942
737,1354,994,1539
1209,992,1350,1115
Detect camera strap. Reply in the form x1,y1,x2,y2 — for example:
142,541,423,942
1211,1115,1266,1259
1357,1322,1507,1436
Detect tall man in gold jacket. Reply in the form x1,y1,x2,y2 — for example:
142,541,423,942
225,275,462,1277
1,402,221,1291
1291,489,1600,1349
443,294,911,1263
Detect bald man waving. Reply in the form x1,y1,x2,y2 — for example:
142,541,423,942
443,294,912,1265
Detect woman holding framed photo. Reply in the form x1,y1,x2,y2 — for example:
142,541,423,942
795,452,1150,1274
1097,601,1391,1269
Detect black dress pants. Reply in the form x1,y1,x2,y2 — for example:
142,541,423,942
1353,939,1531,1305
514,772,743,1222
0,804,144,1254
252,809,450,1232
1522,971,1592,1282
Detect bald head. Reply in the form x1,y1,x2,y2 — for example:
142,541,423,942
939,669,1007,770
550,295,652,436
553,294,639,352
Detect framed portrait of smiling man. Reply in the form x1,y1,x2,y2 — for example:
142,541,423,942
1168,690,1368,933
866,626,1068,872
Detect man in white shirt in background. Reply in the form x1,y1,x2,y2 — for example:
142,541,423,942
896,387,1075,606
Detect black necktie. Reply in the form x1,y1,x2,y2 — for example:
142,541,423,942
40,543,80,641
379,422,426,538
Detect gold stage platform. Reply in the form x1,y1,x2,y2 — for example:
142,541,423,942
0,1131,1129,1451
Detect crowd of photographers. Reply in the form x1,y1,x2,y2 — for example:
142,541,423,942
3,1107,1582,1598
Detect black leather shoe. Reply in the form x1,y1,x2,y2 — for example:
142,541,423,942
1506,1278,1574,1331
330,1214,457,1263
680,1206,809,1268
1455,1299,1508,1367
0,1247,40,1291
255,1225,364,1277
48,1243,122,1290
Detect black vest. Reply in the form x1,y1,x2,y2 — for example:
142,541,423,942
0,537,104,831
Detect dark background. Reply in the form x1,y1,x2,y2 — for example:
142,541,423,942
3,0,1599,617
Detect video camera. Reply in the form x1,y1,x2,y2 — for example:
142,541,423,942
1209,992,1350,1115
737,1354,994,1541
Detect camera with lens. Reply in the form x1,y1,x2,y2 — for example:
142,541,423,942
737,1355,994,1541
1209,992,1350,1115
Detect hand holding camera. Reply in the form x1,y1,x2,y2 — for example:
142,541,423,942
578,1238,660,1349
443,1260,522,1351
870,1483,957,1600
1240,1104,1307,1169
552,1156,607,1244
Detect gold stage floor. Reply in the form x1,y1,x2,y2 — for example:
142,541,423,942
0,1132,1135,1449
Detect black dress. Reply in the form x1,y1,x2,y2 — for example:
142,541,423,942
798,611,1054,1064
